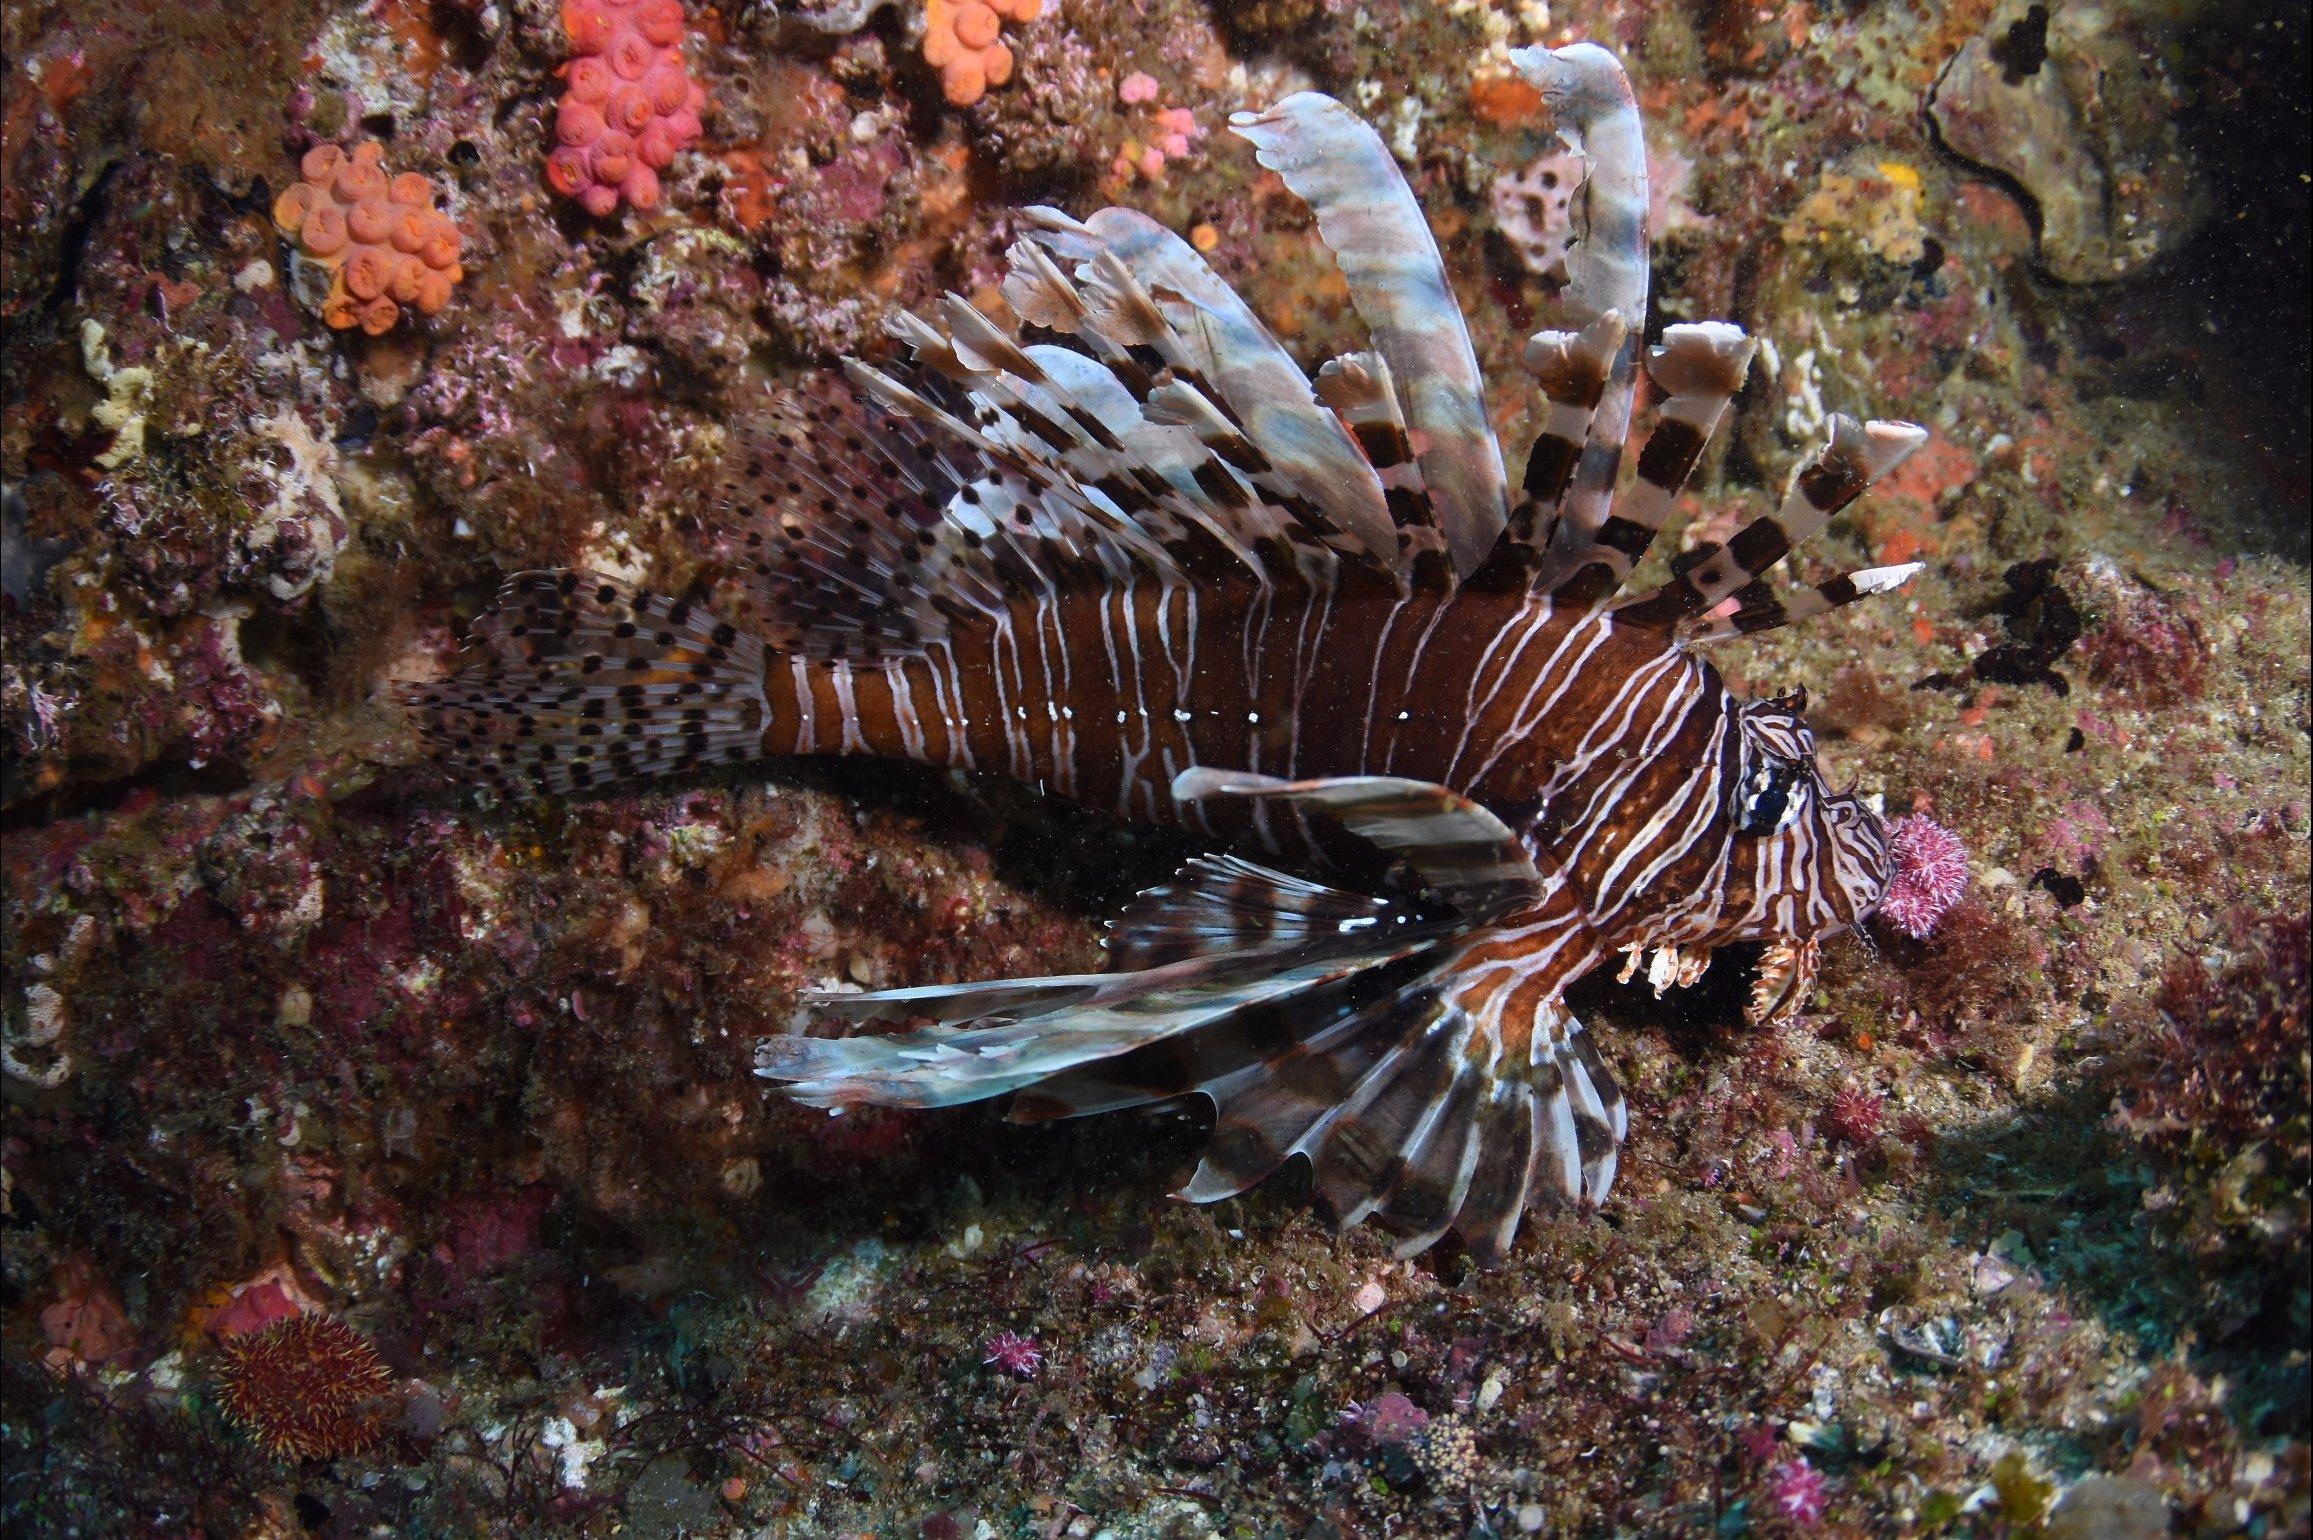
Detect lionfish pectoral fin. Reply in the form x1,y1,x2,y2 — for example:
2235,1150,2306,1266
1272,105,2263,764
400,571,769,797
1291,887,1618,1262
1745,936,1821,1027
1170,769,1541,917
755,853,1459,1111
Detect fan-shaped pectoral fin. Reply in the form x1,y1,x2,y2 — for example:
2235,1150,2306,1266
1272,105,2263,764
1288,867,1625,1265
1420,894,1625,1264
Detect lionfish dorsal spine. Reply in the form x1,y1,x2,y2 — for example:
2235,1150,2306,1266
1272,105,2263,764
1497,42,1651,590
1230,92,1510,578
1615,415,1930,631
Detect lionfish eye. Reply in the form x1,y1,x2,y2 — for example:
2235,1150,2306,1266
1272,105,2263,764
1734,759,1802,836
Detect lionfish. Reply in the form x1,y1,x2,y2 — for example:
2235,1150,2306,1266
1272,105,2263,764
409,44,1933,1262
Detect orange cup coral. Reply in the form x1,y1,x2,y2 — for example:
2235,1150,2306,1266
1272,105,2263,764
273,142,464,335
548,0,706,216
923,0,1040,108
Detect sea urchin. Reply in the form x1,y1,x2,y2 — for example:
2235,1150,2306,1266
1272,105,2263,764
214,1313,393,1461
1879,814,1969,939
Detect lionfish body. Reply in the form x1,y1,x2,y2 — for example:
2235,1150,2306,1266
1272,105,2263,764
412,45,1929,1261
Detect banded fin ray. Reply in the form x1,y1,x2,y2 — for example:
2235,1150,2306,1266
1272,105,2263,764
1481,312,1627,582
757,857,1459,1109
1103,853,1407,972
1685,560,1926,642
1537,321,1757,605
1230,93,1510,578
1172,768,1540,916
1026,207,1401,569
1505,43,1649,593
1313,350,1451,580
1616,414,1928,630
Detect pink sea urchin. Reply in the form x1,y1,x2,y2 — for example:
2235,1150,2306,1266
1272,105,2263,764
1766,1455,1829,1525
1879,814,1968,939
982,1329,1042,1379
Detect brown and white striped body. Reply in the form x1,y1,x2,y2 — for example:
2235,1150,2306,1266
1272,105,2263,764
410,43,1926,1262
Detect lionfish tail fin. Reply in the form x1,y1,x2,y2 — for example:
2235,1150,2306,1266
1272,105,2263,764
1614,415,1928,633
401,572,767,797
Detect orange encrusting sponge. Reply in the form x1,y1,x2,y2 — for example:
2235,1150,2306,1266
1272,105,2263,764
273,142,465,335
548,0,706,216
923,0,1041,108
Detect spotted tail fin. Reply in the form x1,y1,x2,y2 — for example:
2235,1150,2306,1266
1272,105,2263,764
401,572,767,796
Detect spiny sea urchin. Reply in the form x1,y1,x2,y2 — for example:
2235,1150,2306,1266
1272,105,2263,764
214,1314,393,1461
1880,814,1969,939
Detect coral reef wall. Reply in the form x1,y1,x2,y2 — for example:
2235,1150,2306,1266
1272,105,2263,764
3,0,2306,1534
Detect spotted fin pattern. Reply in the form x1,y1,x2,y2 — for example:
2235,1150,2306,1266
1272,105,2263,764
401,573,766,795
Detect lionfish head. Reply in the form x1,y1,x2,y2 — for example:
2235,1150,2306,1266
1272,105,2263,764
1724,691,1890,939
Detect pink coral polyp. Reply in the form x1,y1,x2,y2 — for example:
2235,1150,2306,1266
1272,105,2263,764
550,0,705,216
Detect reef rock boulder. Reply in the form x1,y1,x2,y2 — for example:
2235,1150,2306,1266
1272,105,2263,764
1928,0,2207,282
